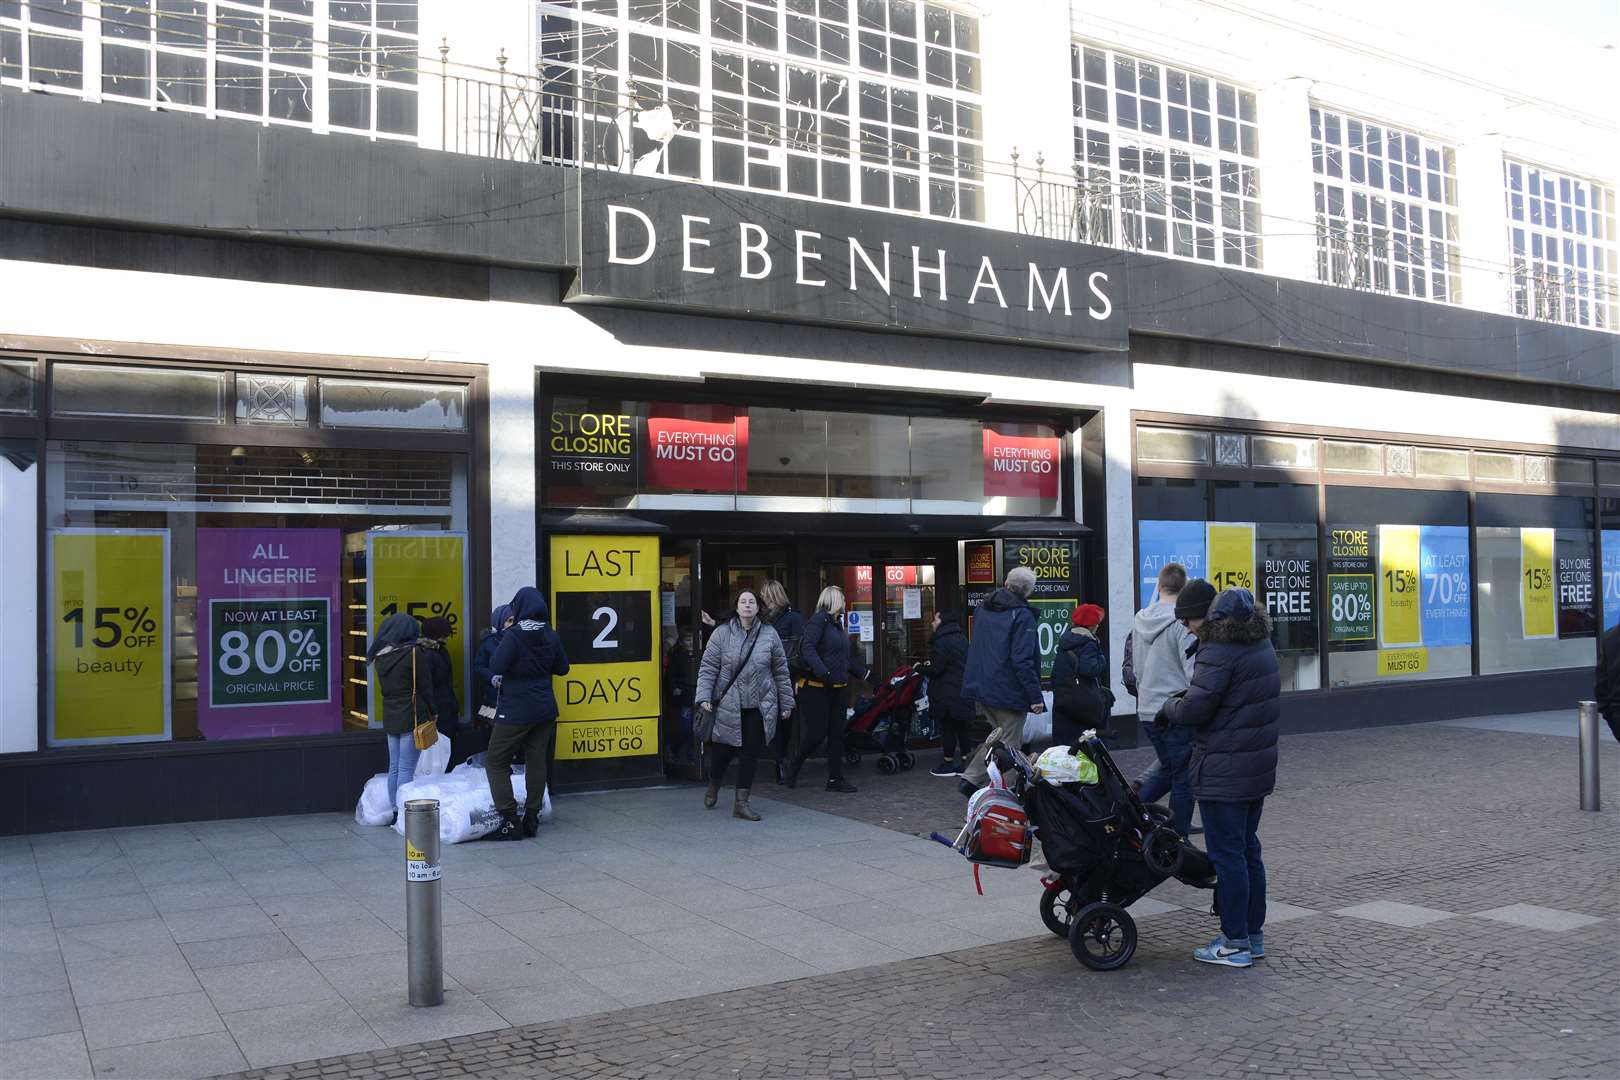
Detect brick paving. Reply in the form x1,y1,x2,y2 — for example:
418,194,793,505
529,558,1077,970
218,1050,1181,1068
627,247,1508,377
202,719,1619,1080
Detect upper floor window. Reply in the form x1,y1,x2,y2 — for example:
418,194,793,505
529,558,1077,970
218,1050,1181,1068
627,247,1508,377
1311,107,1459,302
537,0,984,221
1069,43,1262,268
0,1,419,139
1505,161,1618,331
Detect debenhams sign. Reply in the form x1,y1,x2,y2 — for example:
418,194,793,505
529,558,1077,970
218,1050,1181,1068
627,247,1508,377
568,175,1127,352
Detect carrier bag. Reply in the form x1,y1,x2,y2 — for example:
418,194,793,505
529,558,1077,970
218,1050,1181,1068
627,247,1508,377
1032,745,1099,786
391,763,552,843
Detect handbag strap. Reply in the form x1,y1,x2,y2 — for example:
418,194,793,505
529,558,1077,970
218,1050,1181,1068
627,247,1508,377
713,623,763,707
410,646,418,725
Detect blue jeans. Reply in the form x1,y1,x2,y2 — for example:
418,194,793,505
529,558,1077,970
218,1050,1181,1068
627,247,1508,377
387,733,422,808
1200,798,1266,943
1140,723,1195,836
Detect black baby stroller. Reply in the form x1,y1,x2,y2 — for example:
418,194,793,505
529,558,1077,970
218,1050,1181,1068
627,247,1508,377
842,664,924,775
1026,732,1216,970
935,733,1214,971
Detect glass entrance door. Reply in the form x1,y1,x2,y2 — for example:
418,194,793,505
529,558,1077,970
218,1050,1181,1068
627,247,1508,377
818,560,938,678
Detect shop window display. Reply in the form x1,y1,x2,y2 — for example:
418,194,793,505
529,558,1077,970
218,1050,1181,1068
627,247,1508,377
43,440,469,747
1476,493,1598,674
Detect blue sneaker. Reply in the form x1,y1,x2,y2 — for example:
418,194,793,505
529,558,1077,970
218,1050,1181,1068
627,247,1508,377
1193,934,1252,968
1249,932,1264,959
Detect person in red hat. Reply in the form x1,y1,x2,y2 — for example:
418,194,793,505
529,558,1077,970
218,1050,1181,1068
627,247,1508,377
1050,602,1112,746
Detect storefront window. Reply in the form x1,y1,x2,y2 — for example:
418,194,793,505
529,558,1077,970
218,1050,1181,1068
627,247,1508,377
0,357,35,414
1324,487,1471,687
539,394,1063,517
1602,494,1620,632
319,378,467,431
1476,493,1597,674
43,440,470,747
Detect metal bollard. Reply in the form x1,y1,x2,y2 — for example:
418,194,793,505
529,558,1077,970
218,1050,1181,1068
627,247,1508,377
404,799,444,1007
1577,701,1601,812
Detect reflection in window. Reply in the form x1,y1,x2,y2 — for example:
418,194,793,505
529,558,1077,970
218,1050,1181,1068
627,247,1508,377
1071,42,1261,267
1504,160,1618,330
319,378,466,430
1311,106,1460,302
52,363,225,422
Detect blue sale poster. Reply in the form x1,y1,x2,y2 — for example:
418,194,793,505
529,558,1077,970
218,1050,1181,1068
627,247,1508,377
1603,530,1620,632
1138,520,1206,607
1418,525,1471,647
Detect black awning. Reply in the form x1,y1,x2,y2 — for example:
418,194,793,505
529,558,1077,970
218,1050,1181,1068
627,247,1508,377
541,511,670,535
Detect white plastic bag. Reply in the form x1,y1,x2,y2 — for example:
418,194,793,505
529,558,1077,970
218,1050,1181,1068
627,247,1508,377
414,735,451,778
354,774,393,827
1022,690,1055,744
391,764,553,844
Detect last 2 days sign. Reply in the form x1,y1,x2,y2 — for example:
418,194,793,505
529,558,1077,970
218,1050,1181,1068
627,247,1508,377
550,535,661,760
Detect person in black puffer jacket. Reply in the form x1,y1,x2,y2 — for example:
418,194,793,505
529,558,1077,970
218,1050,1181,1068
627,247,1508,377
486,587,570,841
918,610,971,776
760,579,804,769
1159,585,1278,969
782,585,869,793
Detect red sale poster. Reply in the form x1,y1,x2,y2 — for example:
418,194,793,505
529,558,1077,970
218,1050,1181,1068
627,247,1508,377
983,425,1060,499
644,405,749,492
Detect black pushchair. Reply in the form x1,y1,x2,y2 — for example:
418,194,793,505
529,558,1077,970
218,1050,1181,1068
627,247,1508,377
936,733,1214,971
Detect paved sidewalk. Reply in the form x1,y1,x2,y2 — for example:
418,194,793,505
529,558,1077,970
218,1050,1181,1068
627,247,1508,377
0,780,1051,1077
2,715,1615,1080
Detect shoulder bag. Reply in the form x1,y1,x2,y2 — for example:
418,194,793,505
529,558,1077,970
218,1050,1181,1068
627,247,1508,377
695,624,762,743
411,648,439,751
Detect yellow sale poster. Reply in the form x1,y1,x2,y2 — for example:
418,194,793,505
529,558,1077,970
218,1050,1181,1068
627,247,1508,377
1205,523,1255,593
49,530,170,746
1520,527,1556,639
368,533,469,725
549,535,660,757
1378,525,1422,647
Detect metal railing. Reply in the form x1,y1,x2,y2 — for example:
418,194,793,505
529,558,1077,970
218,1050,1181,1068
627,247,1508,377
1009,151,1124,249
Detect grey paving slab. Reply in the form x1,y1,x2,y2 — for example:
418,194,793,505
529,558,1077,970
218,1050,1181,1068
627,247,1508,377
441,945,567,994
1332,900,1458,928
530,928,672,969
1,896,52,927
751,879,864,910
55,919,176,963
283,916,403,962
230,866,341,900
0,951,68,998
631,921,760,963
445,883,569,917
162,904,279,944
0,870,44,901
179,932,302,971
435,919,526,956
255,890,372,929
1472,903,1606,931
309,951,455,1003
197,956,343,1012
589,898,700,934
1260,900,1320,924
349,988,508,1046
0,1030,94,1080
799,895,930,931
48,892,159,929
770,927,910,974
487,906,613,945
78,990,224,1051
221,999,383,1069
0,989,81,1042
135,859,237,890
1432,710,1574,737
655,878,779,914
705,902,845,941
65,947,200,1006
572,955,741,1008
543,877,659,910
1,925,65,958
849,919,998,957
89,1030,249,1080
477,983,626,1027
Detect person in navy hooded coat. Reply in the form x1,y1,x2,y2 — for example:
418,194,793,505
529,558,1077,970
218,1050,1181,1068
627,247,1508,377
485,587,569,840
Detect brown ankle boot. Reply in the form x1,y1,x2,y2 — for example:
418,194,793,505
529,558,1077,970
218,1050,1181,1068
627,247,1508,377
733,789,761,821
704,780,720,809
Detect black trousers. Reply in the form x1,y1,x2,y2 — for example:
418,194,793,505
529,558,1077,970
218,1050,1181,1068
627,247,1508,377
485,721,553,814
936,704,974,761
790,683,848,781
709,707,765,790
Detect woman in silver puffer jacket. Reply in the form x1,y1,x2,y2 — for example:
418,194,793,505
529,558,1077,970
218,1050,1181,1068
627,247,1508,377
694,590,795,820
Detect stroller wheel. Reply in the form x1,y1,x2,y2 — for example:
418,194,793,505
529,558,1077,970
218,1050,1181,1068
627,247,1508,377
877,755,898,775
1143,803,1173,827
1143,826,1185,877
843,750,861,766
897,751,916,771
1039,878,1078,938
1069,902,1137,971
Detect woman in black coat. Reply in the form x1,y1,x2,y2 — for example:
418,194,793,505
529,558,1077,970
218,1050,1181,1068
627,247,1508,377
365,612,436,812
1160,586,1279,967
917,610,971,776
1050,603,1110,747
486,587,570,840
781,585,868,793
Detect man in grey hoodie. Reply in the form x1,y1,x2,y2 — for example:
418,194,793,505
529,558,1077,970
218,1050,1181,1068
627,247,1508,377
1124,564,1202,836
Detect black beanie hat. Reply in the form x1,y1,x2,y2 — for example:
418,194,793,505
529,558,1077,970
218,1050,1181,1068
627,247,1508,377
1174,579,1217,621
